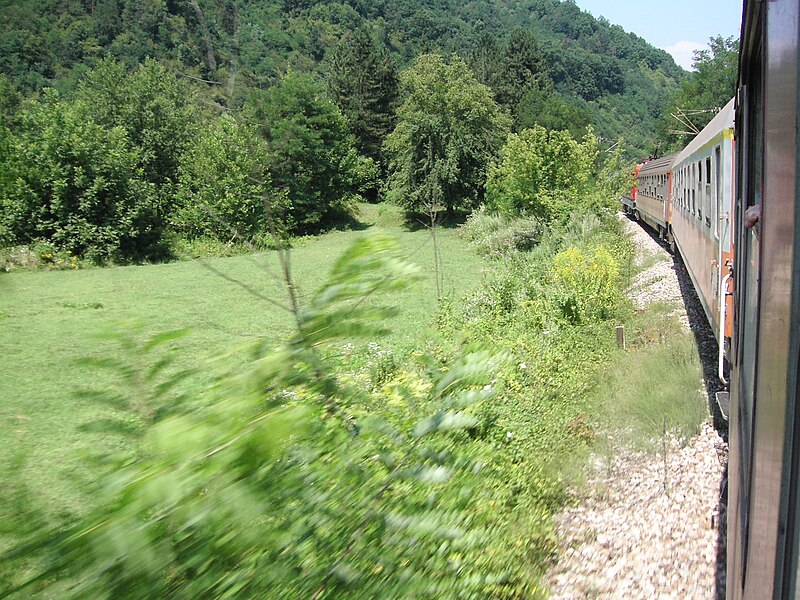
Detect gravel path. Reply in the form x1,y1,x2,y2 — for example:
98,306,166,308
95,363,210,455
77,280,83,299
543,216,728,599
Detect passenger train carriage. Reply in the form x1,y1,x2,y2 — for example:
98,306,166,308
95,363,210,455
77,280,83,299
624,0,800,596
633,154,675,243
629,101,736,385
728,0,800,597
671,98,736,379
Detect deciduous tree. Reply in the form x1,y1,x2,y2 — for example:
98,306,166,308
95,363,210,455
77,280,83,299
485,125,599,222
659,35,738,150
384,54,510,217
253,72,374,232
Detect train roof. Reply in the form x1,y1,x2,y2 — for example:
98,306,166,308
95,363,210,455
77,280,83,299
638,154,676,175
674,97,735,167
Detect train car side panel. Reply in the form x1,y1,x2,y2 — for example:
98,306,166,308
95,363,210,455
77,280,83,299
743,0,800,595
635,155,674,236
728,0,800,597
671,100,735,341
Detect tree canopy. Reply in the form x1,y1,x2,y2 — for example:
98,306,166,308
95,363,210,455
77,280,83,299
658,35,738,152
0,0,686,156
485,125,599,222
0,0,704,258
0,90,161,262
254,72,374,232
323,27,398,170
384,54,510,216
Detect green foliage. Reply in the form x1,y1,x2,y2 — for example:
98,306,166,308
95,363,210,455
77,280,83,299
254,72,373,232
76,58,197,190
485,125,599,222
0,75,22,131
550,246,620,324
0,90,162,262
173,115,277,241
515,87,592,139
432,211,637,595
0,198,700,598
3,233,513,598
460,208,543,259
594,143,636,209
384,54,511,216
659,35,738,151
324,27,399,171
0,0,686,156
0,57,200,260
494,28,550,117
543,43,624,102
0,213,486,568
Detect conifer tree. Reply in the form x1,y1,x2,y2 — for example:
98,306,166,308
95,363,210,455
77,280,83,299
469,32,501,90
324,28,398,168
495,28,551,119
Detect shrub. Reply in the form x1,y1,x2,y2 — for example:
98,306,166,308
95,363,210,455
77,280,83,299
550,245,621,323
0,90,162,263
485,125,599,222
173,115,281,242
461,208,542,259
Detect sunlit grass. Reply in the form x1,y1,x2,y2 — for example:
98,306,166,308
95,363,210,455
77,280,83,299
0,203,486,524
594,309,708,450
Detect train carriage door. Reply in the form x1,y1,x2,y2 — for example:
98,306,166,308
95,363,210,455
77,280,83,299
730,19,763,596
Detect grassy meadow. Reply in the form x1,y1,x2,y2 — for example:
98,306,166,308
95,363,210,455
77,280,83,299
0,203,487,524
0,204,712,598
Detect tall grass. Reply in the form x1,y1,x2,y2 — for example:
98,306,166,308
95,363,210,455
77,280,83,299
597,333,707,449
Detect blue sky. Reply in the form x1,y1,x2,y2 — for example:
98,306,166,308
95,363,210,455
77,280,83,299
573,0,744,69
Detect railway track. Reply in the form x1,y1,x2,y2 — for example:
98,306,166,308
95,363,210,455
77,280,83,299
544,214,728,599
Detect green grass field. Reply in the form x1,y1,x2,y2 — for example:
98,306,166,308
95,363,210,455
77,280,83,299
0,204,488,524
0,204,713,599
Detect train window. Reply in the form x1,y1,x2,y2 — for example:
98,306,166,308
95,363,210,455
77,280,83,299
682,170,687,210
705,157,713,228
698,162,704,220
714,146,722,239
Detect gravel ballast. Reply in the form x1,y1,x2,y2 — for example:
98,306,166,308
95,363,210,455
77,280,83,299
543,216,728,599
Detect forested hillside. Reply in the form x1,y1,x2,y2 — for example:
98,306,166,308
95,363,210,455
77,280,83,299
1,0,684,151
0,0,689,265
